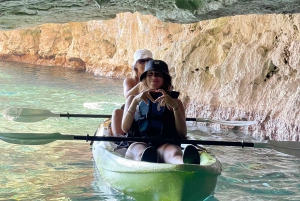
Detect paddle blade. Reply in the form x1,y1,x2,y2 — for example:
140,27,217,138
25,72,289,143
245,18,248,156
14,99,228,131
0,132,74,145
2,107,59,123
196,118,257,126
255,140,300,157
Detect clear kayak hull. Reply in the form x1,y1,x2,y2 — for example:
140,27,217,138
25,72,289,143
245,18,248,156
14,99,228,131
92,120,222,201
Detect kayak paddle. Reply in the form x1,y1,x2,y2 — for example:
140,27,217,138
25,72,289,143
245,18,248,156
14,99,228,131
2,107,111,122
0,132,299,157
2,107,257,126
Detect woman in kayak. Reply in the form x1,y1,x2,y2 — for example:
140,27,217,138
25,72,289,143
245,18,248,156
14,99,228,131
121,59,200,164
110,49,153,136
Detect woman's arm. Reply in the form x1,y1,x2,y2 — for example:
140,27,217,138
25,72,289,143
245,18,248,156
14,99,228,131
172,99,187,139
122,89,157,133
123,78,140,99
121,95,138,133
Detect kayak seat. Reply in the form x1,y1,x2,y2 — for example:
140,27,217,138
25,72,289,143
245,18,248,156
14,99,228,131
141,146,159,163
183,145,201,164
114,148,127,156
113,141,130,156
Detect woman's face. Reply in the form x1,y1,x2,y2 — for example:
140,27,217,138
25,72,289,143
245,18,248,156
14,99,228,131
146,71,164,89
135,59,151,77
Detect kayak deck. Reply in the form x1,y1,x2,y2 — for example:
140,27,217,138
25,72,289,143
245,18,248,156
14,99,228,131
92,119,222,201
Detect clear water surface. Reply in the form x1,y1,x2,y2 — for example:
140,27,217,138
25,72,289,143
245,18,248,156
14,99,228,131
0,61,299,201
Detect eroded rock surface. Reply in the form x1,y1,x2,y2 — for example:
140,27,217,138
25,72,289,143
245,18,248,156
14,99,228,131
0,12,300,140
1,0,300,29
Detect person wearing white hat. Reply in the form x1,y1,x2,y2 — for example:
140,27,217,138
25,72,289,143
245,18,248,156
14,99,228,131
124,49,153,98
110,49,153,136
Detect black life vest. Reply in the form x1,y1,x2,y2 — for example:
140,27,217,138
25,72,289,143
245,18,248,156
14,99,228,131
127,91,180,140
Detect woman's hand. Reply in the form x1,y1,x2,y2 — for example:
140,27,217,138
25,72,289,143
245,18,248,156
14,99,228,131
133,88,157,105
155,89,179,109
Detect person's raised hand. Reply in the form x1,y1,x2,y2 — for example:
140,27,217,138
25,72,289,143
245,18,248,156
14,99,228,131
134,88,157,105
155,89,179,109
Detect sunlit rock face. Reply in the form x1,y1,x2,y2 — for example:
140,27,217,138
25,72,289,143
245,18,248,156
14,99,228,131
1,0,300,29
0,10,300,140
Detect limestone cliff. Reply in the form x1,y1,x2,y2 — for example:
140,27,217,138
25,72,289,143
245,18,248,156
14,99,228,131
0,12,299,140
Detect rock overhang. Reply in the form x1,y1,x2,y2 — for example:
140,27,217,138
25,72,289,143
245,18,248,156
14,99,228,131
1,0,300,29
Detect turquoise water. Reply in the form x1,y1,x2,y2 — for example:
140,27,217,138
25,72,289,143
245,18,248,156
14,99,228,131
0,61,299,200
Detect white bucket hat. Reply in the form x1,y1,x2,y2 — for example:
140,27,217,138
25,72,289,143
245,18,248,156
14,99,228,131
132,49,153,69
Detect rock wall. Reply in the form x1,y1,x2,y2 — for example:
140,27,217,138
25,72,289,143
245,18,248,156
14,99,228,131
0,12,299,140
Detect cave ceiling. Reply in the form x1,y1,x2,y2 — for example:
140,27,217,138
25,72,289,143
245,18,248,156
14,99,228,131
0,0,300,29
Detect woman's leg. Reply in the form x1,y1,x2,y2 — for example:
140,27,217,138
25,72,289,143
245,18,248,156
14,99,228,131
111,108,125,136
157,143,183,164
125,142,148,161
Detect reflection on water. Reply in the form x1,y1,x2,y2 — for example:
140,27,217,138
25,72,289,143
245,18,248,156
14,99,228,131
0,61,127,200
1,141,93,200
0,61,299,200
189,125,300,201
0,61,123,135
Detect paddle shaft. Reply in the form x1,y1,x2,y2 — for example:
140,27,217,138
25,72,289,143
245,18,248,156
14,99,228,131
60,113,111,118
74,135,255,148
3,107,257,126
1,132,299,157
62,115,196,121
61,114,194,120
55,115,254,125
54,115,257,126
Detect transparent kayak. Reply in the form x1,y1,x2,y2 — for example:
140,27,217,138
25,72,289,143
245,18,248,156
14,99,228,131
92,119,222,201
